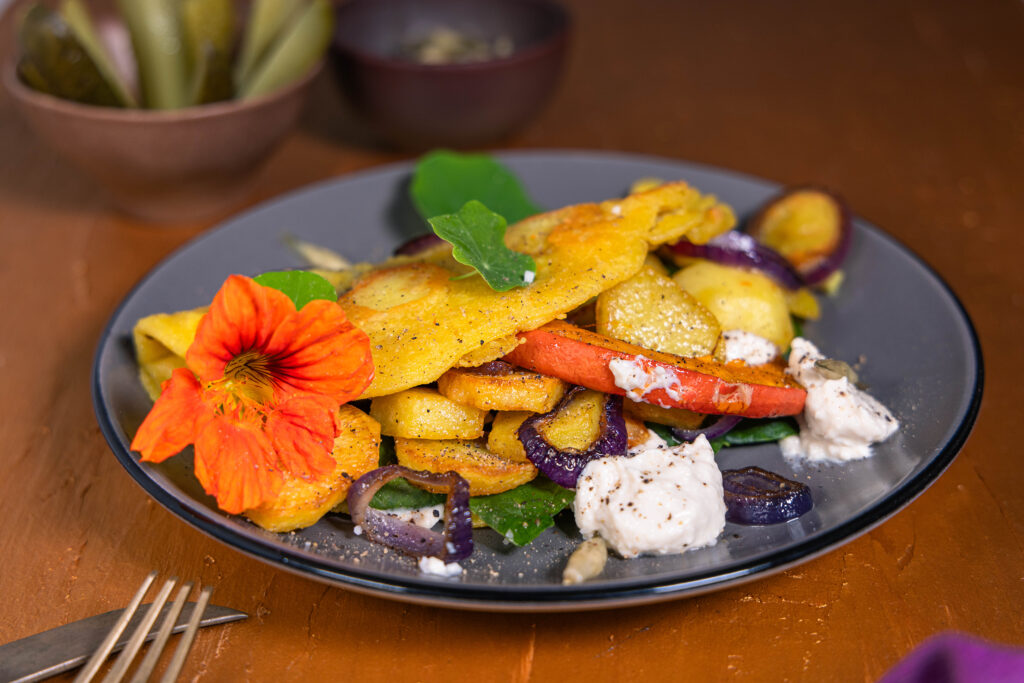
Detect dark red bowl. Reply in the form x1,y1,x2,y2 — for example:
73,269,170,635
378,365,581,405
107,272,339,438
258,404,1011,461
331,0,569,149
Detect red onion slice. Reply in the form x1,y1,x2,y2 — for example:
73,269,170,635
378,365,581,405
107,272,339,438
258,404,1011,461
517,389,628,488
721,466,812,525
746,187,853,286
671,414,742,443
670,231,805,291
394,233,445,256
347,465,473,561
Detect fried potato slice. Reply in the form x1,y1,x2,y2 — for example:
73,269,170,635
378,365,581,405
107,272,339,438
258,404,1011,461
437,361,568,413
536,389,606,451
486,411,532,463
340,182,735,397
673,261,794,349
394,438,537,496
623,412,652,448
133,308,207,400
785,287,821,320
454,335,524,367
370,387,487,439
596,261,721,358
245,404,381,532
623,400,706,430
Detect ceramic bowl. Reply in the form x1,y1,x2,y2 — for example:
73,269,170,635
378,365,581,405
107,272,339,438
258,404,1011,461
330,0,569,149
3,57,320,223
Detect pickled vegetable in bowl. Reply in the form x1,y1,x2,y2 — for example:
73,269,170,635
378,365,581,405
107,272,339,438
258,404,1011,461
14,0,333,109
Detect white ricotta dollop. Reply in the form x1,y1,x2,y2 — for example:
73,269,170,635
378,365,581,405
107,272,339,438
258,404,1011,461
780,338,899,462
720,330,779,365
608,356,686,403
573,435,726,558
418,556,463,577
382,504,444,529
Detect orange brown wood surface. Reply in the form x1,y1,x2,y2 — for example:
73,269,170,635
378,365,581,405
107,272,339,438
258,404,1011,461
1,1,1022,681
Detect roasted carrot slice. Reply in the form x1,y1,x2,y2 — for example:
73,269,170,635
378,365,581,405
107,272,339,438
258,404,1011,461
504,321,805,418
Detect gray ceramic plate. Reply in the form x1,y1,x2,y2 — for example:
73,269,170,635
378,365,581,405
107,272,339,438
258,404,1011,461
93,151,982,611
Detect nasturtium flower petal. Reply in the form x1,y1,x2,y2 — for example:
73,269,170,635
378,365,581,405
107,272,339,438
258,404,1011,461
187,275,295,383
264,298,374,403
194,415,282,515
131,368,209,463
132,274,376,514
268,394,339,480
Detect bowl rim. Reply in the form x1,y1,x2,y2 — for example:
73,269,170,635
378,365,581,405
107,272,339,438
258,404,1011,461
331,0,570,73
2,58,324,123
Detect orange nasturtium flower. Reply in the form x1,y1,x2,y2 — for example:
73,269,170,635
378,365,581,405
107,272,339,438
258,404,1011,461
130,275,374,514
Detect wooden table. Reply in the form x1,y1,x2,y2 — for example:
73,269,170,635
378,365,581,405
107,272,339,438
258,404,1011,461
2,1,1021,680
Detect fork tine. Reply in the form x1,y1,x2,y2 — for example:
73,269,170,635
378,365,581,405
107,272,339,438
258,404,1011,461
128,582,193,683
73,571,158,683
158,585,213,683
101,577,177,683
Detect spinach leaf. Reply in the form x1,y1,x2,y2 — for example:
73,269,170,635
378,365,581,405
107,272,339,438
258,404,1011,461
645,422,682,446
410,150,540,223
254,270,337,310
470,479,575,546
709,418,798,452
370,478,445,510
428,200,537,291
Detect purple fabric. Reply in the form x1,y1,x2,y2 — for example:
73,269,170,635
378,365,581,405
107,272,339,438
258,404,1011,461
879,633,1024,683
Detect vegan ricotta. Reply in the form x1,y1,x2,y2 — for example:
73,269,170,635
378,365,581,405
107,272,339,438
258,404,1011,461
573,435,726,558
779,338,899,462
720,329,778,365
418,556,463,577
383,504,444,529
608,355,687,403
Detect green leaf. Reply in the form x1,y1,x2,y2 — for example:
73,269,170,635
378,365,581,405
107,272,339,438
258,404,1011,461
646,418,797,452
377,435,397,466
428,201,537,292
710,418,799,452
370,478,446,510
645,422,682,446
470,479,575,546
410,150,541,224
254,270,337,309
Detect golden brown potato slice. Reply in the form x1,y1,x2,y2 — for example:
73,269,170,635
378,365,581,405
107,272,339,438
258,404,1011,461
394,438,537,496
536,389,606,451
340,182,735,398
623,412,651,448
370,388,486,439
622,400,705,430
133,308,207,400
486,411,532,463
454,335,524,368
785,287,821,320
245,405,381,532
596,262,721,357
437,361,568,413
673,261,795,350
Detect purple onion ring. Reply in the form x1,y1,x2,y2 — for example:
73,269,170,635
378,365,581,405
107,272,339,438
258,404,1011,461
746,186,853,286
670,231,806,291
721,466,813,525
347,465,473,561
518,388,628,488
671,414,742,443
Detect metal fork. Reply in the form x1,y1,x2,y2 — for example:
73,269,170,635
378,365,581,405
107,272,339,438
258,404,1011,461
72,573,212,683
